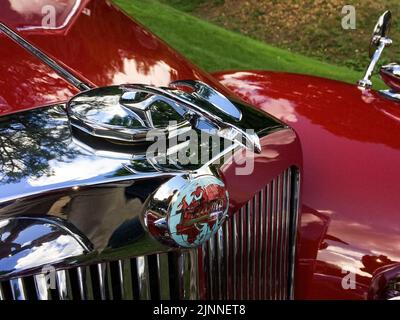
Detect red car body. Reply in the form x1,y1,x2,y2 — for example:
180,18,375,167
0,0,399,300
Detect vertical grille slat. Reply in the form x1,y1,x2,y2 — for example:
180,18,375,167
182,250,199,300
10,278,27,300
77,266,94,300
157,253,171,300
263,183,271,299
34,274,51,300
56,270,72,300
95,263,108,300
216,227,224,299
201,167,300,300
232,211,239,299
0,283,4,300
270,178,277,299
136,256,150,300
207,234,218,299
119,259,133,300
189,250,200,299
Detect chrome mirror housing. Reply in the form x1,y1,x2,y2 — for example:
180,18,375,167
369,10,392,57
358,11,392,89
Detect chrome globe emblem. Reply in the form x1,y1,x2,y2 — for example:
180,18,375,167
143,175,229,248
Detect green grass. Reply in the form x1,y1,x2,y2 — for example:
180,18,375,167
158,0,206,12
113,0,384,88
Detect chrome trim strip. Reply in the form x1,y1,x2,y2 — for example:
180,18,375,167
277,174,283,299
246,202,251,299
0,283,4,300
216,228,224,299
283,173,288,298
56,270,72,300
136,256,150,300
252,192,258,299
77,266,93,300
157,254,171,300
289,169,300,299
238,206,245,299
224,218,230,300
232,212,239,299
119,259,133,300
97,264,107,300
259,187,265,299
182,251,198,300
208,235,217,299
0,23,90,91
182,252,190,299
174,253,185,299
188,250,199,299
106,262,114,300
264,183,271,299
270,179,276,300
200,243,209,299
10,278,27,300
34,274,51,300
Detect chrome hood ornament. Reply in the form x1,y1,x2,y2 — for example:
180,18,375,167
67,81,261,153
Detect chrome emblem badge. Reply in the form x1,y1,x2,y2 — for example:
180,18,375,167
144,175,229,248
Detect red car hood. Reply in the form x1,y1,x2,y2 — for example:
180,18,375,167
0,0,222,116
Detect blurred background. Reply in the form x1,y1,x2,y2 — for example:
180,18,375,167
114,0,400,88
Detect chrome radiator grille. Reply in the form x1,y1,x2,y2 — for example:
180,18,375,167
199,167,299,300
0,168,299,300
0,252,199,300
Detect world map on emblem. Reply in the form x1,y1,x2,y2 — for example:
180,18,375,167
168,176,229,248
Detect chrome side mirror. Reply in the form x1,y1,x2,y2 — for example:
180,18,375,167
358,11,392,89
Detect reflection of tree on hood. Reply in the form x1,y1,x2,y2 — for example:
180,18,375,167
0,106,77,184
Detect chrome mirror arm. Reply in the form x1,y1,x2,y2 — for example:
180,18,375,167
358,36,392,89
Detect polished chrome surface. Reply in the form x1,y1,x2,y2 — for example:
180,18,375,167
370,10,392,52
170,80,242,121
381,63,400,78
10,278,27,300
67,85,191,144
379,63,400,101
0,22,90,91
67,83,259,152
379,89,400,101
34,274,51,300
0,217,91,280
56,270,72,300
77,266,94,300
141,83,261,153
136,256,150,300
358,11,392,89
200,167,299,300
